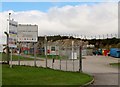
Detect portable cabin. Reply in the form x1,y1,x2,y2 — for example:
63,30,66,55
44,45,59,55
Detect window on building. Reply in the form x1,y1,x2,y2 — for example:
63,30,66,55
51,47,55,51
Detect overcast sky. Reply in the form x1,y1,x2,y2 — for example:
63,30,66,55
0,2,118,44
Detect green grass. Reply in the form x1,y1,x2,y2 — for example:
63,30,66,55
29,54,67,59
31,54,85,60
37,54,60,59
2,64,93,86
110,63,120,67
0,53,39,61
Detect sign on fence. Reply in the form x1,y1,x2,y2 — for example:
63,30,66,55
17,24,38,42
9,20,18,48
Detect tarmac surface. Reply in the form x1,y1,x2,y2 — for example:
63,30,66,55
82,56,119,86
8,55,120,86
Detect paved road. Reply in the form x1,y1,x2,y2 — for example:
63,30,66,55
11,55,119,86
82,56,119,86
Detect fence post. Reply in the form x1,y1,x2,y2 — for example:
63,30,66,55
52,58,54,69
59,44,61,70
60,58,61,70
34,43,36,67
10,48,12,68
72,41,74,71
65,47,67,71
45,35,48,68
79,46,82,72
18,42,20,65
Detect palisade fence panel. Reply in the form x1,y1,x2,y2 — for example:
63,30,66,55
59,46,80,59
1,45,86,72
57,46,80,72
1,44,93,72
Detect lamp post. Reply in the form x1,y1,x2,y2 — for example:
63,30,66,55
4,32,9,64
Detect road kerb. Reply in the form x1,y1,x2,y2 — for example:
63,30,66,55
81,76,95,87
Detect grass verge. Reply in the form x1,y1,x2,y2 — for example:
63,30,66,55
2,64,93,86
109,62,120,67
1,53,40,61
31,54,86,60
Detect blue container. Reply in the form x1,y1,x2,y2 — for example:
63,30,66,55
110,48,120,58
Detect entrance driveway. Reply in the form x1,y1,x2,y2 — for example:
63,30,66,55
83,56,119,86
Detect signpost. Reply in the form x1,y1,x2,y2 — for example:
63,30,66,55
10,49,12,68
8,17,18,67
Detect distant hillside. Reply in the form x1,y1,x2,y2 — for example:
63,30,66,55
38,35,120,49
38,35,77,42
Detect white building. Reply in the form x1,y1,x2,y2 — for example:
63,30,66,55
44,45,59,55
